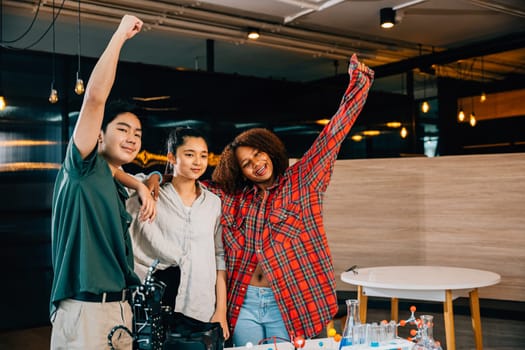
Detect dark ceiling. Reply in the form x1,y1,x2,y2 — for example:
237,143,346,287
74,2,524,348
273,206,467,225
3,0,525,95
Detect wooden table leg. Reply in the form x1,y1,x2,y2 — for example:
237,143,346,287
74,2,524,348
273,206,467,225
469,288,483,350
390,297,399,322
443,289,456,350
357,285,368,323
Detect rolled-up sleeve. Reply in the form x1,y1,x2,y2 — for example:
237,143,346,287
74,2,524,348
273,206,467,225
214,207,226,271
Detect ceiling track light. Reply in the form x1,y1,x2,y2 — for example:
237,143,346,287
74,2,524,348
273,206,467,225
380,1,428,29
247,28,260,40
380,8,396,29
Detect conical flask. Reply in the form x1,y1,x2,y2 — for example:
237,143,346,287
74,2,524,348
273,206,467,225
339,299,361,348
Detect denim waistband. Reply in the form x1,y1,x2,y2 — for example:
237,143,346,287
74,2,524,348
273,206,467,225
246,285,274,297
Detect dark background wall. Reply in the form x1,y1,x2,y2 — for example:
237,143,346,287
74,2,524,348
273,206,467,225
1,48,524,330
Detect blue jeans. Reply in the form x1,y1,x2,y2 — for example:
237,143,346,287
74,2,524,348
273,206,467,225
232,285,289,347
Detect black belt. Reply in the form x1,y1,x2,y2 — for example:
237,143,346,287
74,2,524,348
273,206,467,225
72,289,129,303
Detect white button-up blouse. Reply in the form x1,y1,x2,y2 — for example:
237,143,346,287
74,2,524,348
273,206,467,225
127,179,224,322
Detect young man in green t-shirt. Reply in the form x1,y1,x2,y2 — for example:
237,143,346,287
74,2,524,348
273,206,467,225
50,15,155,349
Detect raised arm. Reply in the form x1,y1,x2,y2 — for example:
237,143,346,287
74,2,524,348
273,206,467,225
298,54,374,192
73,15,143,159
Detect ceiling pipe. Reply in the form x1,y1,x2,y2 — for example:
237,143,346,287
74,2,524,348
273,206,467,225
467,0,525,18
315,30,525,85
8,0,521,79
274,0,318,10
393,0,428,11
3,1,362,60
4,0,422,57
280,0,346,23
4,0,396,62
371,31,525,78
284,9,316,24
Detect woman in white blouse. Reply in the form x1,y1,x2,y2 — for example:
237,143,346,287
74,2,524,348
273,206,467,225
126,127,229,339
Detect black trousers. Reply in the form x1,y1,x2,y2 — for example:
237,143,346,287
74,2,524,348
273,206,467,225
152,265,181,308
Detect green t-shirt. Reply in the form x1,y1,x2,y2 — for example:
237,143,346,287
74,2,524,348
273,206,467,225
49,140,140,316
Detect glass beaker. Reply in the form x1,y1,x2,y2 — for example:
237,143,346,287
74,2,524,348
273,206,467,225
412,315,443,350
368,323,381,347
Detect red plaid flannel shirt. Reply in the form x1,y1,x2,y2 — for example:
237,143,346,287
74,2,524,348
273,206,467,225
209,57,374,339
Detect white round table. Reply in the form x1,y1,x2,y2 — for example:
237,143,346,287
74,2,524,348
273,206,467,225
341,266,501,350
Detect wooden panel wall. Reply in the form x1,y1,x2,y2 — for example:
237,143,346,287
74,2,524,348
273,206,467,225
459,88,525,121
324,153,525,301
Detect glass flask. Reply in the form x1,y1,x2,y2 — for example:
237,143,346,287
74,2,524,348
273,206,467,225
412,315,443,350
339,299,361,349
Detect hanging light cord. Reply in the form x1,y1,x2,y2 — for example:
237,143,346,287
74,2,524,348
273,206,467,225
0,0,43,44
0,0,3,97
0,0,3,46
77,0,81,76
470,60,475,113
423,71,426,99
418,43,426,98
481,56,485,84
51,0,56,87
1,0,66,50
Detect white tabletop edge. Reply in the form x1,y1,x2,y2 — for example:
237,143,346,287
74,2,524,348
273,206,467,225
340,266,501,291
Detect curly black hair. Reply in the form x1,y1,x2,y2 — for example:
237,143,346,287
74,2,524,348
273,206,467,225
211,128,288,194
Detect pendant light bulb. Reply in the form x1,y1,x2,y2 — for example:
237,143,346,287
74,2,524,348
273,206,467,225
400,127,408,139
458,108,465,122
75,75,85,95
421,100,430,113
480,91,487,103
49,87,59,104
0,96,6,110
469,113,476,127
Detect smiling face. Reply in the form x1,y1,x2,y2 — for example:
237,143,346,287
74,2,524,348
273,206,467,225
98,112,142,167
169,136,208,180
235,145,275,190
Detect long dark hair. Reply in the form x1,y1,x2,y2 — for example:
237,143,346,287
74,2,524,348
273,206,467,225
211,128,288,194
165,126,208,175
